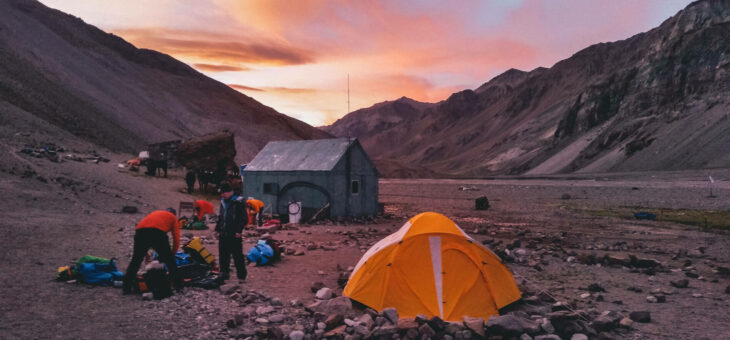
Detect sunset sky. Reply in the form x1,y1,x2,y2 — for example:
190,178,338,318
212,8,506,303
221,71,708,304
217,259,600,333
40,0,692,126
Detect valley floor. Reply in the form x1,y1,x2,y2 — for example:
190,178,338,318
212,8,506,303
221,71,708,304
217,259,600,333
0,146,728,339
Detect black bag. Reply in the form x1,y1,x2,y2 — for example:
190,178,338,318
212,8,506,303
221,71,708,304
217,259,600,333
143,268,172,299
265,239,282,262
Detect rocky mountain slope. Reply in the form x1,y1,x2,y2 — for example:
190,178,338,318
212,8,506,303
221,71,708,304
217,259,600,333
0,0,329,163
325,0,730,177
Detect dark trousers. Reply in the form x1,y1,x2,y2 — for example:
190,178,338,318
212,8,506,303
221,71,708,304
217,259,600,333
124,228,182,290
219,235,247,279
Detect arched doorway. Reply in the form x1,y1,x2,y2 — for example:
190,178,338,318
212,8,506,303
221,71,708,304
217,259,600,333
276,181,331,221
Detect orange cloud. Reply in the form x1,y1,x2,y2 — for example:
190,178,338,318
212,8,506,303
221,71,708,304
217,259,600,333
228,84,263,92
113,28,315,66
194,63,249,72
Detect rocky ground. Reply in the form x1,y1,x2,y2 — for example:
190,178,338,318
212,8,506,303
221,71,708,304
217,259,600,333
0,134,729,339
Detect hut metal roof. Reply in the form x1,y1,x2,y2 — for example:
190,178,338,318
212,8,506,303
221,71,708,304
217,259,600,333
245,138,357,171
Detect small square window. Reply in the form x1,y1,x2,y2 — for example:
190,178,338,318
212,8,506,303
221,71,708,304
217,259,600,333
351,180,360,194
263,183,278,194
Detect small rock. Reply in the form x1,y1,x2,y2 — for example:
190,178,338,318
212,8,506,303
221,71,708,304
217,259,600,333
269,314,286,323
256,306,275,315
270,297,282,306
539,318,555,334
289,330,305,340
629,311,651,323
619,317,633,328
418,323,436,337
226,319,236,328
255,318,269,324
371,324,397,337
646,295,658,303
692,293,703,298
316,287,334,300
571,334,589,340
588,283,606,292
142,292,153,300
670,279,689,288
324,325,347,337
397,318,419,331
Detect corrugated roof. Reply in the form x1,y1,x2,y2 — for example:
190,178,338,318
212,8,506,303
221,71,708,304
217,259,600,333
245,138,356,171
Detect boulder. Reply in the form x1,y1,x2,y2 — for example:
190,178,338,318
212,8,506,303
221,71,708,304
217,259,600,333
325,314,344,330
306,296,353,316
591,312,620,332
397,318,419,331
444,322,464,335
324,325,347,337
357,313,375,329
371,325,398,337
486,315,530,336
588,283,606,292
428,316,449,332
629,311,651,323
418,323,436,337
535,335,561,340
604,254,631,267
382,307,399,325
462,316,485,337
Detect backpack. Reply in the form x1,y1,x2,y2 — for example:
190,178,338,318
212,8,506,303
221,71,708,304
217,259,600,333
77,260,123,286
183,237,216,266
247,240,274,266
143,268,172,299
264,239,282,262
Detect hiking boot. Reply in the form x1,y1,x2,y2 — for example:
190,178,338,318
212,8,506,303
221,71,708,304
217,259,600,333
220,272,230,281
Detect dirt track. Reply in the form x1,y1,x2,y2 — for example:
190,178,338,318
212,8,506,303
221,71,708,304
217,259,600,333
0,148,729,339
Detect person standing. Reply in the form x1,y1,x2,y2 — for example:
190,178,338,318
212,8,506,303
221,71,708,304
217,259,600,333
215,182,247,281
123,208,183,294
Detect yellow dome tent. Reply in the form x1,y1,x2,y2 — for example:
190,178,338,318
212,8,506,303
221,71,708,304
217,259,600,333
343,212,521,321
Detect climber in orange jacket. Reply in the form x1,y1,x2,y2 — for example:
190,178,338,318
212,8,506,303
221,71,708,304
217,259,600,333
193,200,215,222
246,198,264,226
122,208,183,294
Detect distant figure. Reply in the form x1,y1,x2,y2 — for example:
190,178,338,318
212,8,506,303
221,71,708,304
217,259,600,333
246,198,264,226
145,159,168,177
215,182,247,281
123,208,183,294
185,170,196,193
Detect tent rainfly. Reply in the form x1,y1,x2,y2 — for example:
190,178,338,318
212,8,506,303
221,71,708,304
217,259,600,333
343,212,521,321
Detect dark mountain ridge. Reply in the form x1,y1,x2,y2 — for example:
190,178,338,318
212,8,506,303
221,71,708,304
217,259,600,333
325,0,730,177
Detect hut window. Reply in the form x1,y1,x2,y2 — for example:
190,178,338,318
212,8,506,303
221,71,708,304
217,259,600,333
263,183,278,194
351,180,360,194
